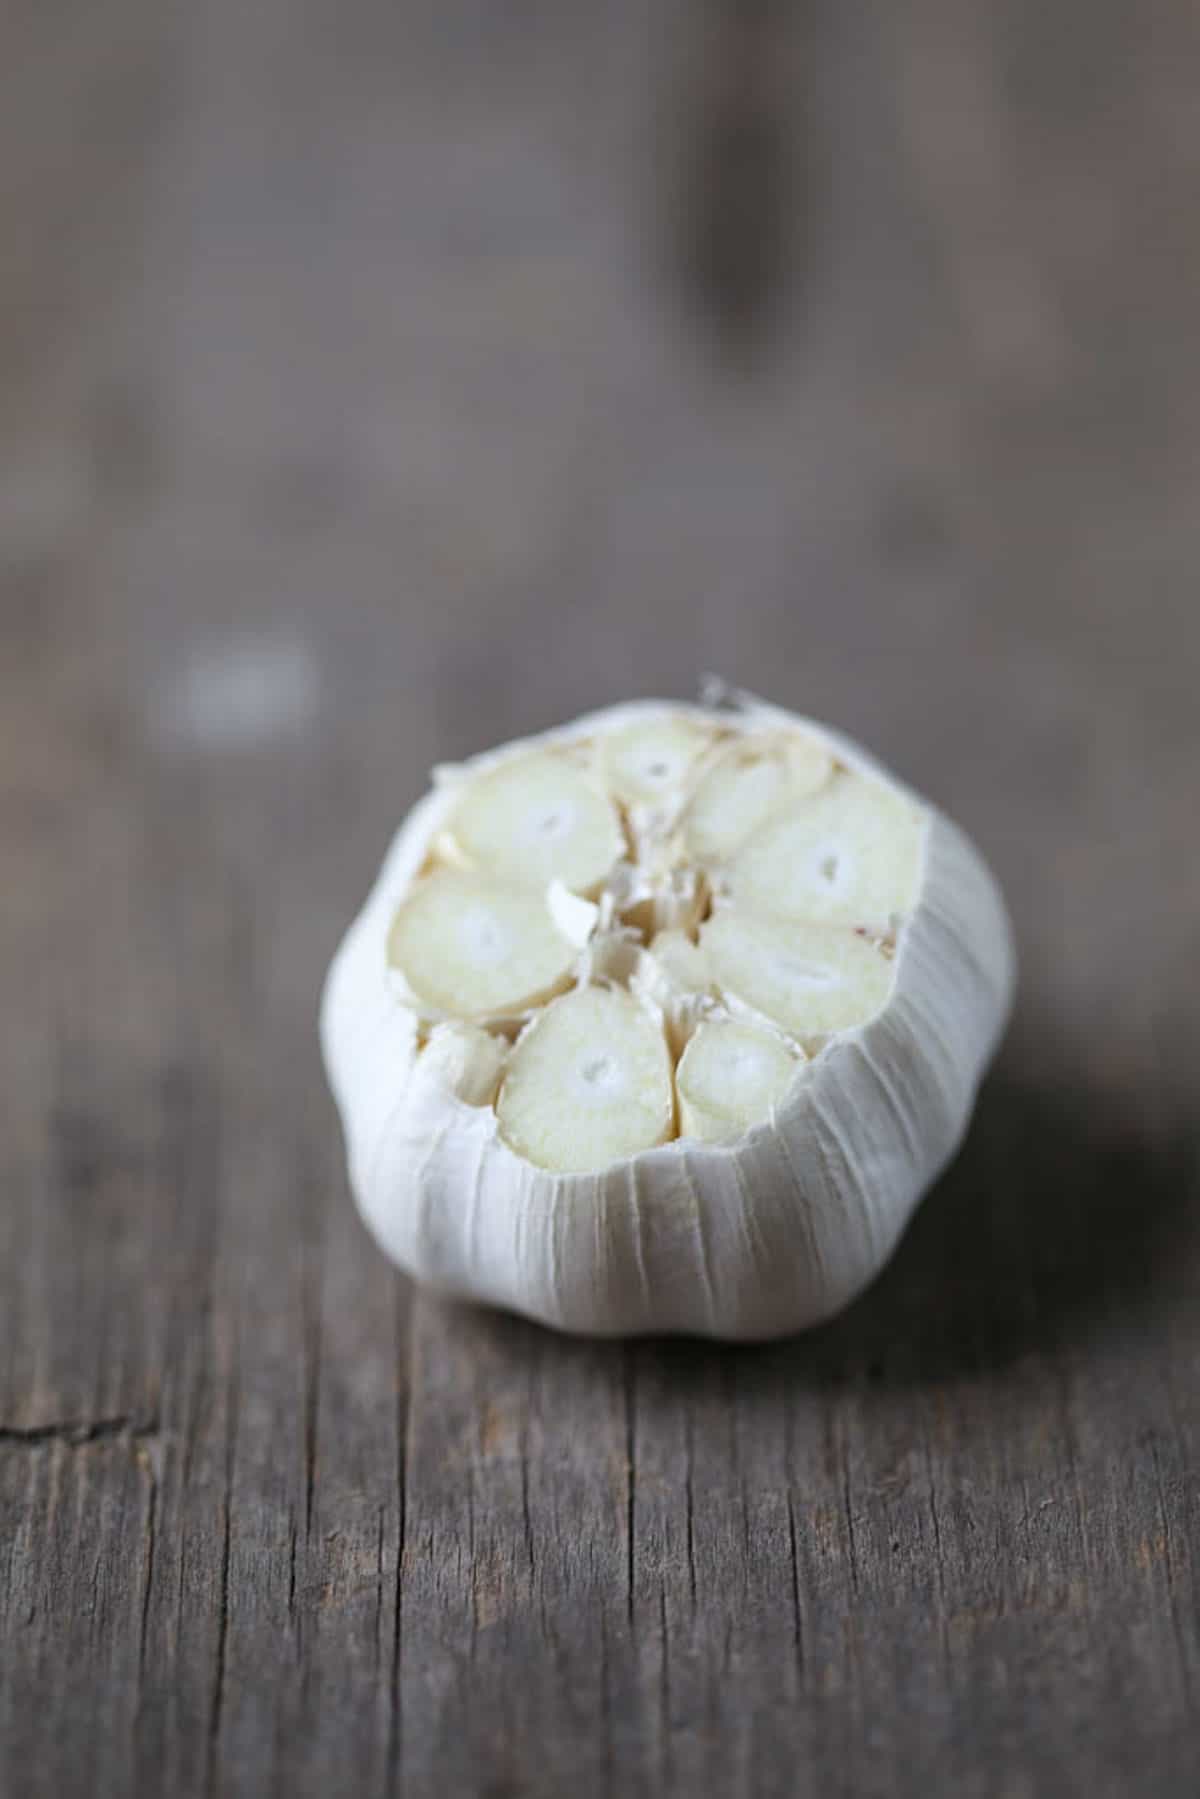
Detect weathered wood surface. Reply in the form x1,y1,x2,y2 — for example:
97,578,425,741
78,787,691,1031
3,1,1200,1793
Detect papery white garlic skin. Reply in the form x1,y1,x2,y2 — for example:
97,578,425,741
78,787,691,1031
320,696,1015,1340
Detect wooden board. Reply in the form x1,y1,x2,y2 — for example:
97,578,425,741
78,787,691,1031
3,1,1200,1791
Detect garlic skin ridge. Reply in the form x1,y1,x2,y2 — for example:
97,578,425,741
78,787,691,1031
320,698,1016,1341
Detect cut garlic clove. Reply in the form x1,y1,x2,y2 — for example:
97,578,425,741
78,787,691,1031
681,732,833,861
728,773,923,931
701,907,894,1040
419,1021,508,1105
598,715,716,809
676,1017,801,1142
444,751,624,895
387,868,576,1020
496,985,674,1173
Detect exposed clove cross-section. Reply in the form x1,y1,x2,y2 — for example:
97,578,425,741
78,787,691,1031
387,868,577,1020
442,750,625,896
675,1017,801,1142
497,985,675,1173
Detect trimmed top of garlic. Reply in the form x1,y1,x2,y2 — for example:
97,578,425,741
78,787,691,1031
321,694,1015,1339
385,700,920,1168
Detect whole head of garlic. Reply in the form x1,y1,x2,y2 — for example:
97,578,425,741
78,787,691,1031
321,692,1015,1340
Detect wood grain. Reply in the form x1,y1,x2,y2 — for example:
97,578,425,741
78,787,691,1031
3,0,1200,1793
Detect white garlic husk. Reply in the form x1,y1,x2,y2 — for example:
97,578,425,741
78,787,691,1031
320,694,1015,1340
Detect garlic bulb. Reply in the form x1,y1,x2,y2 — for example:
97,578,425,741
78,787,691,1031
321,692,1015,1340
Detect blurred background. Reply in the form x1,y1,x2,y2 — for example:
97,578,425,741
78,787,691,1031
3,0,1198,1084
3,2,1200,1792
5,0,1200,1045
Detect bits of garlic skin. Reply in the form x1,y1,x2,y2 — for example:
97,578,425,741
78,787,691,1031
546,879,601,950
419,1022,508,1107
321,695,1016,1340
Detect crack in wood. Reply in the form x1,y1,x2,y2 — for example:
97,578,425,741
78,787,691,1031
0,1415,159,1448
386,1285,410,1794
623,1345,637,1628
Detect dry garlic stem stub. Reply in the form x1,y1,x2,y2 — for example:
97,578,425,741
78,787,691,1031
321,695,1015,1340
